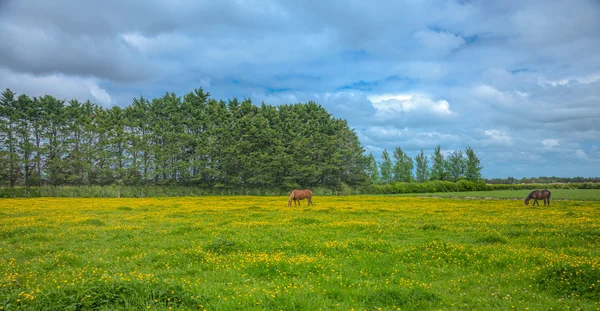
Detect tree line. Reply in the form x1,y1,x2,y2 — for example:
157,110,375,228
0,88,369,190
486,176,600,184
366,145,483,184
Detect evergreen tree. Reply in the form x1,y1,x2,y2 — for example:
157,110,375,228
0,87,373,190
366,152,380,183
447,150,467,181
0,89,19,187
380,149,393,183
465,146,483,181
414,149,429,182
41,95,68,186
15,94,35,187
392,147,413,182
429,145,446,181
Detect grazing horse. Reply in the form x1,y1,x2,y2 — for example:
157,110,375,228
524,190,551,206
288,189,313,207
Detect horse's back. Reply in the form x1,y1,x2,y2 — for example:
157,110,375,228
290,189,311,200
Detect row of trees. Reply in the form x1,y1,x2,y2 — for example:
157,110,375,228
486,176,600,184
0,88,369,190
367,145,483,183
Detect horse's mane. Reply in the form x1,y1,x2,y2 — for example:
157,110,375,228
526,190,538,199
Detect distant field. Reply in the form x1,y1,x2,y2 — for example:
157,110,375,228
396,189,600,201
1,196,599,310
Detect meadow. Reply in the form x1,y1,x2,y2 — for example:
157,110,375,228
1,196,599,310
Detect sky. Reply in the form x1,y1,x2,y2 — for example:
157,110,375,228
1,0,599,178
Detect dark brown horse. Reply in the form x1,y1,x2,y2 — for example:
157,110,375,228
288,189,313,207
524,190,551,206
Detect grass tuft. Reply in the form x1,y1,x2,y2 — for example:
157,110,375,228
78,218,106,226
205,238,237,253
536,264,600,300
477,234,508,244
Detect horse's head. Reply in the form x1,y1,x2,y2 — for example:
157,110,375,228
524,198,530,206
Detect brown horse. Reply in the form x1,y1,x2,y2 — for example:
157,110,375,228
524,190,551,206
288,189,313,207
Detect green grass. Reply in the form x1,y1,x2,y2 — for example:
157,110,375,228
1,196,600,310
395,189,600,200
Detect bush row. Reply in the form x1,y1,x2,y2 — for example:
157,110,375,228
369,180,489,194
485,183,600,190
1,182,599,198
370,181,600,194
0,185,344,198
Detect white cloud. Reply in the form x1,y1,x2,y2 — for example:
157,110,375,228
541,139,560,149
363,126,409,140
484,130,512,146
369,93,454,116
472,84,515,106
540,73,600,87
575,149,589,160
0,68,113,106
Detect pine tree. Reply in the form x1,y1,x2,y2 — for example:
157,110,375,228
430,145,446,181
0,89,19,187
447,150,467,181
465,146,483,181
366,152,380,183
415,149,429,182
392,147,413,182
0,87,373,189
380,149,393,183
15,94,35,187
41,95,68,186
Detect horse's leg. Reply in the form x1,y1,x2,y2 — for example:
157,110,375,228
533,199,538,206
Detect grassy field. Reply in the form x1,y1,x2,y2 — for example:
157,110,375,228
397,189,600,201
1,196,599,310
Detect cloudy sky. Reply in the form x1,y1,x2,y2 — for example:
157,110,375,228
1,0,599,178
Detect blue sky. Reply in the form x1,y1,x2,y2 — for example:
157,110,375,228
1,0,599,178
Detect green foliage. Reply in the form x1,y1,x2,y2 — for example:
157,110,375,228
429,145,446,181
366,152,380,183
414,149,429,182
464,146,483,181
0,88,369,191
392,147,413,182
446,150,466,182
370,179,488,194
0,88,19,187
379,149,393,183
485,183,600,190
